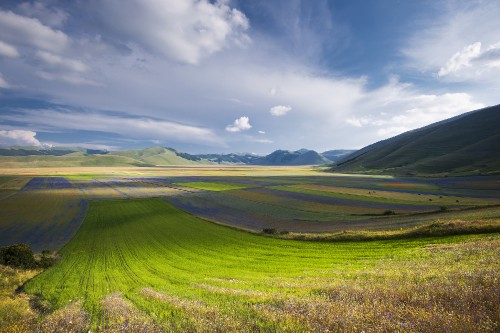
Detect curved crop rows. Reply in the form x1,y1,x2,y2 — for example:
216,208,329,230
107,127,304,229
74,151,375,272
25,198,499,332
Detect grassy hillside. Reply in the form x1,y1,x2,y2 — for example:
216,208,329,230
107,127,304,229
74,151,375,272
110,147,208,165
22,198,499,332
331,104,500,176
0,154,150,168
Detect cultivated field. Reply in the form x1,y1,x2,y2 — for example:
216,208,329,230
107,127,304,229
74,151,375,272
0,166,499,332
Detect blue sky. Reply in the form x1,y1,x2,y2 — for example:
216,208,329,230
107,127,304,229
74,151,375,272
0,0,498,153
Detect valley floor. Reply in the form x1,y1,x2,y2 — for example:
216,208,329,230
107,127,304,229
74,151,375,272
0,166,499,332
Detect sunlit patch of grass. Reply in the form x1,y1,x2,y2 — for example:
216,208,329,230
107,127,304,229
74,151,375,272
174,181,249,191
0,265,40,332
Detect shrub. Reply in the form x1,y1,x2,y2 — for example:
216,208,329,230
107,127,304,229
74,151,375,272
0,244,37,269
262,228,277,234
38,255,56,269
382,210,396,216
279,230,290,235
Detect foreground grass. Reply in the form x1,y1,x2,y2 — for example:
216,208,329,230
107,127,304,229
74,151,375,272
14,198,498,332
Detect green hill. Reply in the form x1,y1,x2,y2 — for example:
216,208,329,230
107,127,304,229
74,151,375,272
0,154,150,168
331,104,500,176
110,146,209,165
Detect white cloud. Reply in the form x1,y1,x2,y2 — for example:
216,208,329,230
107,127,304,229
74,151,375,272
0,73,10,88
43,141,117,151
95,0,250,64
438,42,481,77
270,105,292,116
346,77,484,140
258,130,266,134
0,130,42,147
36,50,89,72
0,10,69,52
0,40,19,57
403,1,500,85
36,71,102,87
3,109,224,147
17,1,69,28
226,116,252,132
346,117,369,127
438,42,500,79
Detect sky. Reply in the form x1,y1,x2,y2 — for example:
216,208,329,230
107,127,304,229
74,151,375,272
0,0,499,154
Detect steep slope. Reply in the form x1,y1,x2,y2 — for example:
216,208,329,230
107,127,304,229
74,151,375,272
252,149,330,165
331,104,500,176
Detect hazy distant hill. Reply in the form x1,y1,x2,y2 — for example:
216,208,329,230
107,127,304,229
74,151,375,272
331,104,500,176
0,146,107,156
251,149,330,166
0,153,150,168
0,146,348,167
321,150,356,162
196,153,261,164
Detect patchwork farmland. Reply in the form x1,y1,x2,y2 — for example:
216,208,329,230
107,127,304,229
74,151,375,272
0,167,499,332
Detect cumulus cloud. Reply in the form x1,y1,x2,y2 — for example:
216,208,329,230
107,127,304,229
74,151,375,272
226,116,252,132
0,129,42,146
438,42,481,77
3,109,224,147
0,10,69,52
270,105,292,116
94,0,250,64
0,40,19,57
438,42,500,79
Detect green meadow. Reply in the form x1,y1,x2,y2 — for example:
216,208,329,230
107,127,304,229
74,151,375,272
22,198,500,332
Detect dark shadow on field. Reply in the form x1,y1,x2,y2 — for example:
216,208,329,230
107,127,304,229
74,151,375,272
165,191,471,233
249,187,438,211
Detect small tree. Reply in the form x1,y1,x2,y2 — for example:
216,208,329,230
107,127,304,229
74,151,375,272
0,243,37,269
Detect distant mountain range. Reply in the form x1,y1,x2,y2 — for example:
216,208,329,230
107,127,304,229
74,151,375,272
331,104,500,176
0,146,355,167
4,104,497,174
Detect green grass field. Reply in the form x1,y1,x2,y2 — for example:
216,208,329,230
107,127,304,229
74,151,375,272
174,181,249,191
21,198,499,332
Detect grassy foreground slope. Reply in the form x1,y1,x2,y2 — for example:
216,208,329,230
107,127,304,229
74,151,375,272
24,198,499,332
331,104,500,176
